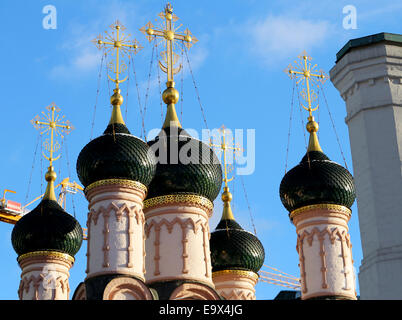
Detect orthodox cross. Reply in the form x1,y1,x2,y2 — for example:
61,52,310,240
140,3,198,83
93,20,142,89
285,51,328,118
31,102,73,167
210,126,242,189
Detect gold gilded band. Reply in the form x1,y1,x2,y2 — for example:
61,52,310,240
290,204,351,219
144,194,213,211
85,179,148,194
212,269,259,280
18,251,75,264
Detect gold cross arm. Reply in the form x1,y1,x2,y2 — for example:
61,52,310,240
141,22,197,48
210,126,243,187
93,20,143,88
140,3,198,83
33,120,71,130
288,68,326,79
284,51,328,117
31,103,73,166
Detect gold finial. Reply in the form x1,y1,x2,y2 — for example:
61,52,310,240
306,115,322,152
162,81,181,128
31,103,74,201
285,51,327,152
93,20,143,125
140,4,198,128
210,125,243,220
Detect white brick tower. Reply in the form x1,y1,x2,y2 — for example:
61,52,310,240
330,33,402,299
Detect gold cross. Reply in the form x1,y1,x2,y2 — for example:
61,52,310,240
93,20,143,89
31,102,73,166
210,125,243,188
284,51,328,118
140,3,198,83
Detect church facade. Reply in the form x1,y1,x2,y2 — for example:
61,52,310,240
8,4,401,301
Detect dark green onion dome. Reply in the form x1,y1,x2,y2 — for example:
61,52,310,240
11,199,83,257
145,126,223,202
210,219,265,273
210,190,265,273
279,150,356,213
76,122,157,189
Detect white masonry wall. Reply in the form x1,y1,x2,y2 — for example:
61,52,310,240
144,204,214,288
330,40,402,299
213,271,258,300
292,207,357,300
18,255,73,300
85,184,147,282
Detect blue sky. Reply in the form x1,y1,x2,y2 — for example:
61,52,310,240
0,0,401,300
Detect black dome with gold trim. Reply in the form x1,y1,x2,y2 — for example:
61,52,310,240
76,122,156,189
12,167,83,257
76,88,156,189
280,150,355,212
279,118,356,213
209,189,265,273
11,199,83,257
146,126,223,202
210,219,265,273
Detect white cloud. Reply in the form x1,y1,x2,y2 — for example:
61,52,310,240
48,0,141,80
50,48,101,79
247,15,331,66
73,51,101,70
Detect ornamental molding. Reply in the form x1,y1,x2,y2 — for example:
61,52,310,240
340,75,402,102
18,273,70,300
103,277,153,300
290,204,351,221
296,226,353,295
212,269,259,281
344,102,402,124
169,282,221,300
88,202,144,225
18,251,74,266
219,289,255,300
18,274,41,300
145,216,210,277
296,220,349,234
85,179,147,195
21,266,70,279
144,194,213,214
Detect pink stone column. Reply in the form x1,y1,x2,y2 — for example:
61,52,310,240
291,204,357,300
144,195,215,289
212,270,259,300
17,251,74,300
84,180,147,282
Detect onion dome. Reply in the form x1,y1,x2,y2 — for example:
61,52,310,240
145,82,222,202
210,187,265,273
279,118,356,213
76,89,157,189
11,166,83,257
